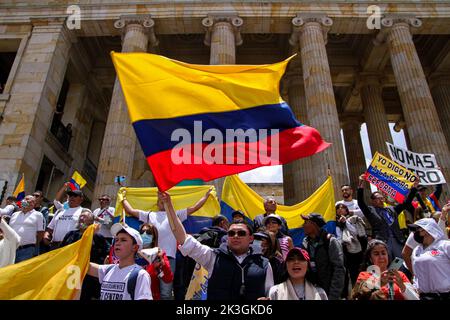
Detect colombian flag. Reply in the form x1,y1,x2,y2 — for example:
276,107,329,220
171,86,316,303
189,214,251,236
111,52,330,191
12,174,25,201
221,175,336,246
69,171,86,191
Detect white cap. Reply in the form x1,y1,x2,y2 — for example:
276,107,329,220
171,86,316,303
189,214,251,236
111,223,143,250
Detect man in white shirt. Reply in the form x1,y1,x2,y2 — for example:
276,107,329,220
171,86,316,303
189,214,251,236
0,215,21,267
121,187,212,299
335,184,363,218
9,195,45,263
0,196,17,217
93,194,115,243
44,189,84,250
161,191,274,300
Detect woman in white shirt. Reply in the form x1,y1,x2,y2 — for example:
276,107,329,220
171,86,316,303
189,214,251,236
410,218,450,300
267,247,328,300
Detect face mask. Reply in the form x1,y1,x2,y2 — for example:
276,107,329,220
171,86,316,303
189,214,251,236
21,200,29,208
63,201,69,210
141,233,153,248
413,230,424,244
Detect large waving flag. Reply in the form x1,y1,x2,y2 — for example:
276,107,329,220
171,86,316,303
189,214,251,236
115,185,220,233
111,52,330,191
221,175,336,246
0,225,94,300
69,171,87,191
12,173,25,201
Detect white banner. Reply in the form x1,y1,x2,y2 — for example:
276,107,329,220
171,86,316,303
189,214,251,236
386,142,446,185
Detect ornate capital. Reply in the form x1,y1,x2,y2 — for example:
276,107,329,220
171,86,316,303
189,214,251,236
374,15,422,45
114,15,158,47
202,15,243,47
289,13,333,46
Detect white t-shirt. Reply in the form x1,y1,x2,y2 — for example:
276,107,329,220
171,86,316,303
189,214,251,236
335,199,364,219
98,264,152,300
9,209,45,246
412,239,450,293
0,204,15,217
93,206,115,238
0,218,21,267
47,206,82,242
138,209,188,258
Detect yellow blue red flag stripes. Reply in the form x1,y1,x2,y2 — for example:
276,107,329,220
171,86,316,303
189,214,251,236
115,185,220,233
0,225,94,300
69,171,87,191
12,173,25,201
111,52,330,191
221,175,336,246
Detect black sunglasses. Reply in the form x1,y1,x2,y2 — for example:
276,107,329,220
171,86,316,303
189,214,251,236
99,198,109,201
227,230,247,237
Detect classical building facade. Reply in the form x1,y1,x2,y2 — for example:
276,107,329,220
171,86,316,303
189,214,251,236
0,1,449,207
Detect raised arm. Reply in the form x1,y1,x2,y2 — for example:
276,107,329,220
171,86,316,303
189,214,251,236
357,174,372,218
186,187,213,215
55,182,70,202
160,191,188,244
88,262,100,277
120,190,140,218
395,180,419,214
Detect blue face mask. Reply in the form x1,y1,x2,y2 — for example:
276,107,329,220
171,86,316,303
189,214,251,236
63,201,69,210
21,200,29,208
141,233,153,248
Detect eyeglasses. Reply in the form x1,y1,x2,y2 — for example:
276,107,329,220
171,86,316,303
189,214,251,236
227,230,247,237
99,198,109,201
32,194,41,198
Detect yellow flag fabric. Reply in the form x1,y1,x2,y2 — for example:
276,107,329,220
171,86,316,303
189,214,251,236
185,263,209,300
12,173,25,201
70,170,87,190
115,185,220,219
0,225,94,300
222,175,336,229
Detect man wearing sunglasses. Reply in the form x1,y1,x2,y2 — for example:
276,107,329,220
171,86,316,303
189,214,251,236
43,189,84,250
93,195,115,244
161,192,273,300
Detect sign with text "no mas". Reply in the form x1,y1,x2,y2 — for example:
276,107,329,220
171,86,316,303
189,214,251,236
386,142,446,185
365,152,418,203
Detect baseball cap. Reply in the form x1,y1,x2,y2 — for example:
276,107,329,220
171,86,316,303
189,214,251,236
67,189,83,197
111,223,143,250
263,213,282,225
286,247,310,262
231,210,245,218
301,213,326,228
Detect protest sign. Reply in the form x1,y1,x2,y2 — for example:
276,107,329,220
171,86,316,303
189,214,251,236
386,142,446,185
365,152,418,203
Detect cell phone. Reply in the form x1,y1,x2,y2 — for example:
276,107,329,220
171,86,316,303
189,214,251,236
388,257,404,271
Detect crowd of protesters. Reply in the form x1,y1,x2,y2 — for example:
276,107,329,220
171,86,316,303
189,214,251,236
0,175,449,301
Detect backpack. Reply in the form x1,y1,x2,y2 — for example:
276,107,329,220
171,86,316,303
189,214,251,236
104,265,141,300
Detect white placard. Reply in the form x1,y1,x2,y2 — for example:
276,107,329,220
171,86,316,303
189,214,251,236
386,142,446,185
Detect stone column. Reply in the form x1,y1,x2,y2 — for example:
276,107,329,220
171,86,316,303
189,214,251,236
382,16,450,194
94,16,156,203
202,15,243,197
290,14,348,197
283,74,315,204
341,117,367,190
429,77,450,147
359,75,393,155
0,19,73,196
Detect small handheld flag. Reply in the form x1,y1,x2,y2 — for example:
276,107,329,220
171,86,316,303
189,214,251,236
68,171,87,191
12,174,25,202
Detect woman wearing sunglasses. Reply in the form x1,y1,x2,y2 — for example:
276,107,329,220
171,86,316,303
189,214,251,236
266,247,328,300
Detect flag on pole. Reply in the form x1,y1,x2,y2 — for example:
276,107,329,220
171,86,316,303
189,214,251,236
69,171,87,191
111,52,330,191
12,174,25,201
